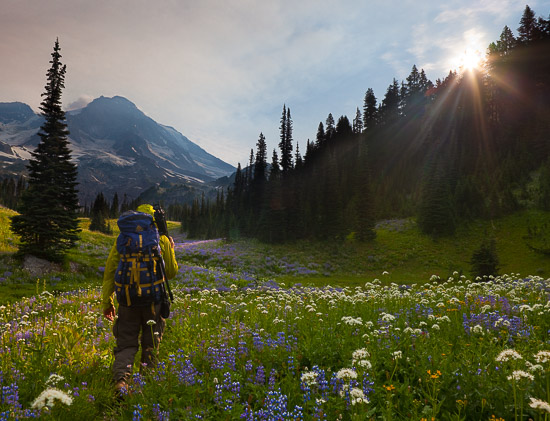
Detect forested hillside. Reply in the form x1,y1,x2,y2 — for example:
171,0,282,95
178,6,550,242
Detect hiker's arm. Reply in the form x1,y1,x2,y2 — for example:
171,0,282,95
160,235,178,280
101,242,119,316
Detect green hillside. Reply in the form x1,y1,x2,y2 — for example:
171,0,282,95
1,206,549,304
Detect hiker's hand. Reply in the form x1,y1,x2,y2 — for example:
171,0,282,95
168,236,175,248
103,305,115,321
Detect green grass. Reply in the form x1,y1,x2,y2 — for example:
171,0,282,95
1,206,549,419
265,210,550,286
1,206,549,298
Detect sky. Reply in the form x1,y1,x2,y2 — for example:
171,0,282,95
2,0,549,167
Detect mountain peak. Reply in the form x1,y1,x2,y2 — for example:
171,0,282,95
0,102,36,124
86,95,141,114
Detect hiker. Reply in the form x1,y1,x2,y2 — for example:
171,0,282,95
101,203,178,395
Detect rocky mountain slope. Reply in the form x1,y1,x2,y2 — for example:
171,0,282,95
0,96,234,204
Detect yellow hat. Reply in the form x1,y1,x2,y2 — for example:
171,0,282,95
137,204,155,217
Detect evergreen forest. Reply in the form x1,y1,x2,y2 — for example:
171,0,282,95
1,7,549,245
176,6,550,242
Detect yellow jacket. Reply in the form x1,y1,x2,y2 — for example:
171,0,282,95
101,235,178,312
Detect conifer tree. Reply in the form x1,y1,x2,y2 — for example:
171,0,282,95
497,26,517,55
110,192,119,217
381,78,401,123
352,107,363,134
11,39,80,262
270,149,280,181
470,235,500,278
325,113,336,142
252,133,268,218
294,142,303,169
247,149,255,187
363,88,378,130
417,160,456,237
518,5,540,43
315,122,325,148
89,192,112,234
254,133,268,183
279,105,293,173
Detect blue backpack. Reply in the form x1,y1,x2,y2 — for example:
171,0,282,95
114,211,166,307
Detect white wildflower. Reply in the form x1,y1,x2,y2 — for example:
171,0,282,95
529,398,550,413
350,388,368,405
352,358,372,369
392,350,403,359
342,316,363,326
31,388,73,410
352,349,370,361
301,371,319,386
336,368,357,380
507,370,535,382
431,324,440,330
472,325,484,335
45,374,65,387
526,362,544,373
146,320,156,326
534,350,550,364
495,349,523,362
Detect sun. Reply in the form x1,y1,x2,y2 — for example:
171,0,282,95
454,48,485,72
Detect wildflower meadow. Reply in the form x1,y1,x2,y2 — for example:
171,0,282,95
0,237,549,420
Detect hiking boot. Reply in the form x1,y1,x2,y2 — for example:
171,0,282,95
114,380,128,400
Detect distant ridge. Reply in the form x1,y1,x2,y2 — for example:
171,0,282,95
0,96,235,204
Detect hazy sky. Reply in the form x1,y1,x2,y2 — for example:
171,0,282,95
2,0,549,166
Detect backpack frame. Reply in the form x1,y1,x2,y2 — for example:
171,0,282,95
114,211,166,307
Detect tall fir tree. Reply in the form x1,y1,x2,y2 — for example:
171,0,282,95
363,88,378,130
517,5,540,43
381,78,401,123
294,142,303,169
279,105,293,173
417,160,456,238
315,122,325,148
269,149,280,181
254,132,268,182
325,113,336,142
252,133,268,218
89,192,112,234
110,192,120,217
352,107,363,134
11,38,80,262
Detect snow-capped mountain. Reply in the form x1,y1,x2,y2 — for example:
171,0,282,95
0,96,235,204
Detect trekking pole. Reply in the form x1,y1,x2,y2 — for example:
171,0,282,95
157,253,174,302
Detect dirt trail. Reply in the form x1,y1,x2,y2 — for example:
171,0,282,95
172,237,221,250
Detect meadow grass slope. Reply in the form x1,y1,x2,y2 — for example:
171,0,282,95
0,207,549,303
0,206,549,419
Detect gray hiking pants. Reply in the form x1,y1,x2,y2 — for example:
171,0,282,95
112,302,165,383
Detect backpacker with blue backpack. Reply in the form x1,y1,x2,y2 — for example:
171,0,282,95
114,211,167,308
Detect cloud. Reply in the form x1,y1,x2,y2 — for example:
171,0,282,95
65,95,94,111
3,0,547,165
435,0,521,23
